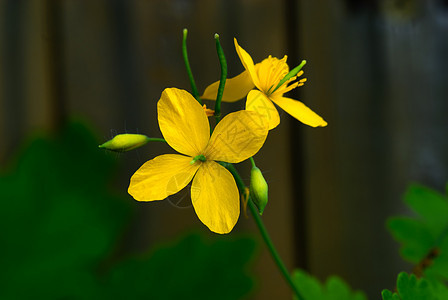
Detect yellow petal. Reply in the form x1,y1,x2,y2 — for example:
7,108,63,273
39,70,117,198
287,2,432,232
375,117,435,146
128,154,200,201
191,161,239,234
158,88,210,156
234,38,261,90
201,70,255,102
246,89,280,130
271,96,328,127
204,110,268,163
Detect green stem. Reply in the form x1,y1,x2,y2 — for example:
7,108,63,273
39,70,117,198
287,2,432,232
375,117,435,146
223,163,304,300
222,162,245,191
182,28,201,104
249,157,256,168
213,33,227,124
247,200,303,299
147,138,168,143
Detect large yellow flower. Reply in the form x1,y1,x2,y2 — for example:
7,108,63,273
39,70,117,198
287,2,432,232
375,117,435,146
202,38,327,130
128,88,268,234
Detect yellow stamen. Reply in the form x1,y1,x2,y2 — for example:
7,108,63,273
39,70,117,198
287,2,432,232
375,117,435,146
258,56,289,95
202,104,215,117
272,82,299,98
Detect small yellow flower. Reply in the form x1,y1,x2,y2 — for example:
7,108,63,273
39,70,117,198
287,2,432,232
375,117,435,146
202,38,327,130
128,88,268,234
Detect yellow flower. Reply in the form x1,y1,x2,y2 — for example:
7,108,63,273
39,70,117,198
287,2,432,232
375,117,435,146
128,88,268,234
202,38,327,130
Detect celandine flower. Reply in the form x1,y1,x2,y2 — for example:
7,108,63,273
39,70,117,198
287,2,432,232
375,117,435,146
202,38,327,130
128,88,268,234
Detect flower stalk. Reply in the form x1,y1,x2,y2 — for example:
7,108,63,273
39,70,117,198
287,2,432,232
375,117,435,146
249,157,256,168
182,28,201,104
223,163,304,300
214,33,227,123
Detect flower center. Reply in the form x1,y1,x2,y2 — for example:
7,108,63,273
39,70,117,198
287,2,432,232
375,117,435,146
190,154,206,164
257,56,289,95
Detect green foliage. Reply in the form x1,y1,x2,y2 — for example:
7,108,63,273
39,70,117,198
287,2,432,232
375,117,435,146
0,122,130,299
292,269,367,300
382,272,448,300
106,234,256,299
387,184,448,280
0,122,256,299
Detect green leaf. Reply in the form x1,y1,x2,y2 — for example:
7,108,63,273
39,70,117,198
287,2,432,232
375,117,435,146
0,121,256,299
381,289,401,300
382,272,448,300
292,269,367,300
105,233,256,299
0,122,131,299
387,217,434,262
405,185,448,239
387,184,448,280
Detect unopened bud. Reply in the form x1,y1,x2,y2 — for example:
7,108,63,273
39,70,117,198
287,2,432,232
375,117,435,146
99,134,150,152
250,166,268,215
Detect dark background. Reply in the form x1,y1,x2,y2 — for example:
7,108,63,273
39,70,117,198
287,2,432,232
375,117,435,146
1,0,448,299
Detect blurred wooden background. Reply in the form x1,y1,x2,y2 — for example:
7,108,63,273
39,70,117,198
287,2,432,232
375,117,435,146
1,0,448,299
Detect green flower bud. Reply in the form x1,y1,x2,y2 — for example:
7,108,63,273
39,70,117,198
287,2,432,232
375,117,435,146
99,134,150,152
250,166,268,215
